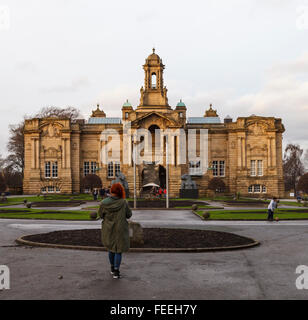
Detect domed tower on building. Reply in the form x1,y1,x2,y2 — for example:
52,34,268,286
138,48,170,110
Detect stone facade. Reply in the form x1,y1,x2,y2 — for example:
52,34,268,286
23,50,285,197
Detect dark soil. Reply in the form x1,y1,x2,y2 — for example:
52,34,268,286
0,209,30,213
31,201,85,207
127,200,208,208
223,201,267,206
22,228,255,249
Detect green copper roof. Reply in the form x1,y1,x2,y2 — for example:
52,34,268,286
176,99,186,107
123,99,132,107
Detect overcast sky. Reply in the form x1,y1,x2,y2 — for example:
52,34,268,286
1,0,308,156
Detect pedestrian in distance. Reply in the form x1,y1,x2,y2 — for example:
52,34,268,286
158,187,162,198
98,183,132,279
267,196,278,221
99,188,105,199
92,189,98,201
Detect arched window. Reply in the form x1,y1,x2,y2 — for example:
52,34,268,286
151,73,157,89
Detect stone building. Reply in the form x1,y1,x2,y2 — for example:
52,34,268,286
23,50,285,197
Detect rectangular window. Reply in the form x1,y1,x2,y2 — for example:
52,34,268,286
45,162,51,178
115,162,121,176
212,161,218,176
248,186,253,193
257,160,263,176
107,162,114,178
219,161,225,177
91,162,97,174
250,160,256,176
52,162,58,178
189,161,202,175
262,185,267,193
84,162,90,176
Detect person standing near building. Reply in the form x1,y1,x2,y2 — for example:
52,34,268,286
98,183,132,279
92,189,98,201
267,197,278,221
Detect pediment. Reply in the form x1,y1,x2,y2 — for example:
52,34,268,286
131,111,178,128
40,121,64,138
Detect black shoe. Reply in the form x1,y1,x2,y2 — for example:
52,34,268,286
110,266,115,275
113,269,121,279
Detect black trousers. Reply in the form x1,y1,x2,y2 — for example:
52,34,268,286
267,209,274,221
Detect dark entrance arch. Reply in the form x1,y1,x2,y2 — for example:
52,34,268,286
159,165,166,189
148,124,160,163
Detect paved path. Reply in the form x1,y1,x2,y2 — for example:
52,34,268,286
1,210,308,300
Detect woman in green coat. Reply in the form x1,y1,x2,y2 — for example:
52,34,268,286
98,183,132,279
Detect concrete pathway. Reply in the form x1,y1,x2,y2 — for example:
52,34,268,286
1,209,308,300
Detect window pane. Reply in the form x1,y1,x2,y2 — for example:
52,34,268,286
219,161,225,176
213,161,218,176
115,162,121,176
262,185,267,193
257,160,263,176
91,162,97,174
47,186,54,193
108,162,114,178
254,184,261,193
248,185,253,193
52,162,58,178
250,160,256,176
45,162,51,178
84,162,89,176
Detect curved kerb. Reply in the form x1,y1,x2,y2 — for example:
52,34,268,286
15,236,260,253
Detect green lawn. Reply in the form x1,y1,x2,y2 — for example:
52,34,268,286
175,205,224,209
0,208,95,220
195,208,308,220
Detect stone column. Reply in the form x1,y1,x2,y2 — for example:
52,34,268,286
237,137,242,168
31,138,36,169
35,138,40,169
271,137,276,167
62,138,66,169
66,138,71,169
267,137,271,168
241,137,246,168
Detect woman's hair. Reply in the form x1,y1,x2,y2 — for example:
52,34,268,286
110,183,126,199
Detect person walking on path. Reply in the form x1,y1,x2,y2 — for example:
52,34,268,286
267,197,278,221
92,189,98,201
98,183,132,279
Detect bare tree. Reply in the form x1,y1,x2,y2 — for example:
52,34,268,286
3,168,23,194
303,149,308,173
6,122,24,173
33,106,82,122
283,144,305,195
298,173,308,195
0,174,7,193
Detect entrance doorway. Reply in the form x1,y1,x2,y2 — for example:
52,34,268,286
159,165,166,188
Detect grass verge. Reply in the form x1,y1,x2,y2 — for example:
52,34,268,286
195,208,308,220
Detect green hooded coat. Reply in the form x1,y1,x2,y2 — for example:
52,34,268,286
98,196,132,253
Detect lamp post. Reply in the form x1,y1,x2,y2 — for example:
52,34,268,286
133,136,137,209
166,135,169,209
